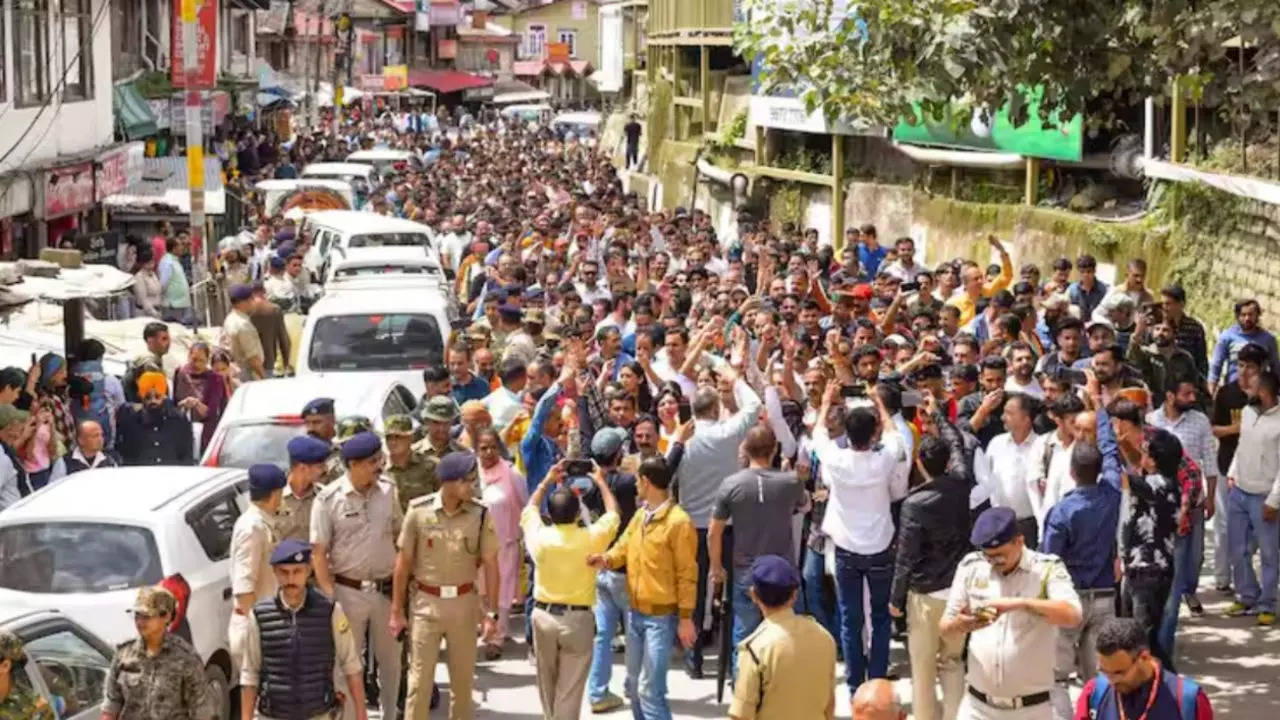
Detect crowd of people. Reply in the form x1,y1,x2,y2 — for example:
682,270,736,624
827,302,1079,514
1,105,1275,720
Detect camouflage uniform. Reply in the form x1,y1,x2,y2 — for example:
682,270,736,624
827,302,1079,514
384,414,442,513
104,587,215,720
323,415,373,486
0,630,54,720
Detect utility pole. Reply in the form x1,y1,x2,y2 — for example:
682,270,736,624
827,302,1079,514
181,0,210,324
333,7,352,138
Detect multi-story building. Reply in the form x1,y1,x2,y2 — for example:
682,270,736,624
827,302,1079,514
502,0,599,101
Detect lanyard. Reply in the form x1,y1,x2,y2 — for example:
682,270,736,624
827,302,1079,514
1116,665,1161,720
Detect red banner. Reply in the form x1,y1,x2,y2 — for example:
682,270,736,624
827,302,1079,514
171,0,218,89
45,163,95,218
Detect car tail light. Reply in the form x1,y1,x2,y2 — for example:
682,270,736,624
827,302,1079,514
159,574,191,634
203,432,225,467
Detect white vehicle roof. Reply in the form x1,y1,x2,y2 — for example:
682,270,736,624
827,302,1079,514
501,103,552,115
552,111,602,128
305,210,434,235
0,466,244,524
254,178,354,193
347,149,414,162
327,246,444,282
218,374,406,423
310,283,451,315
301,162,376,179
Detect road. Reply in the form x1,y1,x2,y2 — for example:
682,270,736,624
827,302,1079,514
374,557,1280,718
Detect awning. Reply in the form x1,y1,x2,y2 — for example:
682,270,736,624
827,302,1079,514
113,83,159,140
493,89,551,104
407,70,494,94
512,60,549,77
548,61,593,77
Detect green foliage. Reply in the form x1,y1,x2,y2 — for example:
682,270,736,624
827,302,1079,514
706,110,749,157
767,182,809,226
733,0,1280,133
135,71,175,99
775,147,833,175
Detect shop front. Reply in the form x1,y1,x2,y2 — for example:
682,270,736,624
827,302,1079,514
41,163,98,250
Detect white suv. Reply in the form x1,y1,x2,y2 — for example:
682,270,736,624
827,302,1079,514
0,466,250,719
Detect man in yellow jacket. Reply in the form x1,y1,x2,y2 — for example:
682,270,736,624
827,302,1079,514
945,235,1013,326
589,455,697,720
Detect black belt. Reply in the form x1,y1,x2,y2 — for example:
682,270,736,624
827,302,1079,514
534,601,591,615
334,575,393,596
1079,587,1116,596
968,687,1050,710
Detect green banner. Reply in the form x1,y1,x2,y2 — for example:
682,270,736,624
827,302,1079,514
892,87,1083,162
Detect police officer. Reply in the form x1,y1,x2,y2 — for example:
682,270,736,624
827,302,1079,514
277,435,330,542
312,431,404,720
940,507,1083,720
103,587,214,720
389,451,500,720
302,397,344,483
238,539,367,720
730,555,837,720
411,396,465,461
229,464,286,675
384,414,440,513
0,630,53,719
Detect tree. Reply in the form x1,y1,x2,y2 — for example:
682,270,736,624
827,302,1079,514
734,0,1279,134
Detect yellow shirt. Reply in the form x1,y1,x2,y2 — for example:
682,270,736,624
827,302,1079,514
604,499,698,618
521,505,619,607
945,251,1013,325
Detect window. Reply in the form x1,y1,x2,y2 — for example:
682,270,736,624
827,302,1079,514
0,522,163,593
60,0,93,100
308,313,444,372
13,0,50,106
347,232,431,249
557,29,578,58
185,490,243,561
524,24,546,59
23,627,111,718
217,422,304,472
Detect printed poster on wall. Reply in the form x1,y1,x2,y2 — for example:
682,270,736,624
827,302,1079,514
171,0,218,89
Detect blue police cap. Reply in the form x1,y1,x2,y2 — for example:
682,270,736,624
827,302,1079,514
970,506,1019,549
228,284,253,303
437,451,477,483
275,242,296,259
498,302,522,319
287,434,331,464
270,538,311,566
750,555,800,591
247,463,287,492
340,431,382,461
484,289,507,304
269,255,286,270
301,397,335,417
522,286,545,301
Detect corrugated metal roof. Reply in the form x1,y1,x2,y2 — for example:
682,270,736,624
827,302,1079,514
102,156,226,215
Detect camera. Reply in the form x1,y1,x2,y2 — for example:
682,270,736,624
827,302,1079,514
564,459,594,477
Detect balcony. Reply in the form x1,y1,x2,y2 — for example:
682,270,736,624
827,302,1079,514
648,0,735,45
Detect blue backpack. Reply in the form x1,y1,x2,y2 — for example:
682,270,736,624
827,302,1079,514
1087,672,1200,720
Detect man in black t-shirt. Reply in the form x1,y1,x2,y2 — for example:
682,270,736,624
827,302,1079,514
624,116,642,170
1209,342,1268,592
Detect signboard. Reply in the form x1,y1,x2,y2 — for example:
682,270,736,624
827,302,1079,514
169,91,229,135
548,42,570,62
359,74,386,91
45,163,95,218
415,0,430,32
148,99,172,129
428,1,461,26
462,86,494,101
892,86,1084,162
95,142,146,201
383,64,409,90
170,0,219,89
437,39,457,59
74,231,122,266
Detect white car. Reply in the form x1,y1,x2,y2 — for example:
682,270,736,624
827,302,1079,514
300,210,440,279
345,149,420,174
300,162,379,202
1,606,115,719
201,375,419,470
323,245,447,285
0,466,250,719
296,283,453,397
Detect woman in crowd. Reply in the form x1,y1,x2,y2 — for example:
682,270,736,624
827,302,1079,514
475,426,528,659
172,342,230,453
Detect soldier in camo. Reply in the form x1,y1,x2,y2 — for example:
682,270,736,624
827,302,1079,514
0,629,54,719
301,397,344,484
412,395,466,461
384,414,442,513
103,586,216,720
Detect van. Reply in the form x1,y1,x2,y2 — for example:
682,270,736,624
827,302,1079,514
300,162,379,207
254,179,355,219
346,149,420,174
300,209,440,278
324,245,446,285
295,283,454,397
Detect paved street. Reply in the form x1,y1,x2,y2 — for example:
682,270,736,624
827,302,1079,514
392,555,1280,719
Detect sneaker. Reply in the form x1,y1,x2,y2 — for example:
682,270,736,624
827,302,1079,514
591,693,625,713
1259,612,1276,627
1226,602,1257,617
1185,595,1204,617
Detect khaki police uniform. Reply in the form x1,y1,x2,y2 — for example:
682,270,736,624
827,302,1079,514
944,549,1081,720
276,481,318,543
312,474,404,720
228,503,277,677
729,607,837,720
224,307,265,383
398,492,498,720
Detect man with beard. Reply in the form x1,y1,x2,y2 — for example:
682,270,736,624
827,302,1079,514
1128,312,1206,409
1089,346,1130,408
302,397,344,484
114,371,194,466
1209,298,1280,395
1004,341,1043,398
1036,317,1085,378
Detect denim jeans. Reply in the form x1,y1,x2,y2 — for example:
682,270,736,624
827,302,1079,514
624,610,677,720
729,571,763,679
1125,571,1174,670
687,526,732,671
800,546,838,642
1158,506,1204,661
1228,485,1280,613
588,570,629,703
833,545,893,689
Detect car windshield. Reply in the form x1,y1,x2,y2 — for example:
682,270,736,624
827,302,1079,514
348,233,428,249
309,313,443,371
219,422,305,470
335,264,434,278
0,523,163,593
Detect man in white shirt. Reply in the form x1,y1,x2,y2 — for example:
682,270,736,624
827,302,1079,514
975,392,1045,548
1226,369,1280,624
1004,341,1044,399
880,236,922,284
812,381,908,692
1033,394,1086,529
574,260,612,307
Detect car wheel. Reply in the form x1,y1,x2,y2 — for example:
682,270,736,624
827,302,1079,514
204,663,231,720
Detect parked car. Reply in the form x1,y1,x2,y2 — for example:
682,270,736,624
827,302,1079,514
323,245,446,285
346,148,420,174
0,606,114,719
300,210,440,280
202,375,419,470
0,466,250,719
